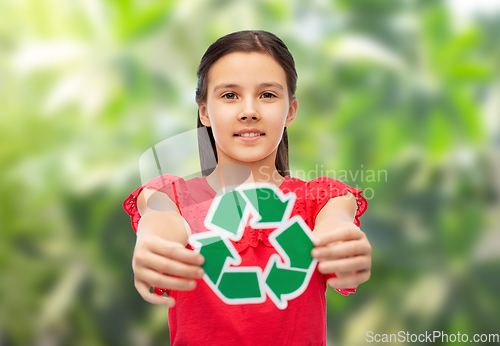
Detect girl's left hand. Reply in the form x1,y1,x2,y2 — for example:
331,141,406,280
311,221,372,289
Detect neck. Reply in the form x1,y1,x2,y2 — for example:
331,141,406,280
206,151,286,194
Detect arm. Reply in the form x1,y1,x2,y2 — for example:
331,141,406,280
132,188,205,307
136,187,191,245
311,192,372,290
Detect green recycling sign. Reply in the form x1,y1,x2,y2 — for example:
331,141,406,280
189,182,317,310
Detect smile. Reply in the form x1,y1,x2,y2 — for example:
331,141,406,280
234,133,265,137
234,133,265,142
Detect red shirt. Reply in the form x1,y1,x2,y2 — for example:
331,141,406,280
124,175,367,345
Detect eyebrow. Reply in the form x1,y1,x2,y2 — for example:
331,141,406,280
213,82,284,92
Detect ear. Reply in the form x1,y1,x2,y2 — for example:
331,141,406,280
198,103,211,127
285,97,298,127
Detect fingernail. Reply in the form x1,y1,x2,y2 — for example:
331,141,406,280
197,269,204,276
311,250,319,258
313,237,321,245
198,256,205,265
189,281,196,288
149,286,154,295
162,292,169,298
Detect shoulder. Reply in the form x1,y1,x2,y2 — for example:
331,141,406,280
306,176,359,195
141,173,186,190
306,176,368,227
124,174,184,218
282,175,358,197
137,187,181,216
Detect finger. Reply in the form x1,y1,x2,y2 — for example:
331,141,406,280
150,240,205,265
335,270,355,278
313,226,365,246
312,239,371,260
326,269,371,289
317,256,371,274
141,251,204,279
135,267,198,291
135,279,177,307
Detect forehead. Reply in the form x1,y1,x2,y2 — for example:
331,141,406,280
207,52,287,89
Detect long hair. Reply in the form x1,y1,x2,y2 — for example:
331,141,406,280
195,30,297,178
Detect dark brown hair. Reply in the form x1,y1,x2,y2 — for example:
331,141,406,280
195,30,298,178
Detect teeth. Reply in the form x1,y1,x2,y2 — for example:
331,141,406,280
238,133,262,137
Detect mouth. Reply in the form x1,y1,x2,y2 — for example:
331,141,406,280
233,133,265,137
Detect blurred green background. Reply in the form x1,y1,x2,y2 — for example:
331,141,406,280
1,0,499,345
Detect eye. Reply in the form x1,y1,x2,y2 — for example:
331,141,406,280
222,93,237,100
261,92,276,99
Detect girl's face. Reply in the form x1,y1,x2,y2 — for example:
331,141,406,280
198,52,298,168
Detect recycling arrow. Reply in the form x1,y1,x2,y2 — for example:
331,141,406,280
189,182,317,310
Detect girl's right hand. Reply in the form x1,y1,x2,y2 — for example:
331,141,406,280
132,234,205,307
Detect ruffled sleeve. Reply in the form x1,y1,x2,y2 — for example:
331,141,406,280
307,176,368,296
122,174,185,234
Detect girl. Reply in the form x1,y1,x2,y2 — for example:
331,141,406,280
124,30,371,345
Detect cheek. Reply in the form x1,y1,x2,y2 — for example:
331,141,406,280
208,114,231,142
269,107,289,128
271,102,290,119
206,105,225,132
208,102,233,122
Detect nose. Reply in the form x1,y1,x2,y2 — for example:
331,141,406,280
238,99,260,121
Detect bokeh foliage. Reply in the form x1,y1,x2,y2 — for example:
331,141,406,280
1,0,499,345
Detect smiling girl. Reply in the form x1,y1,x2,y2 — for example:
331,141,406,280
124,30,371,345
